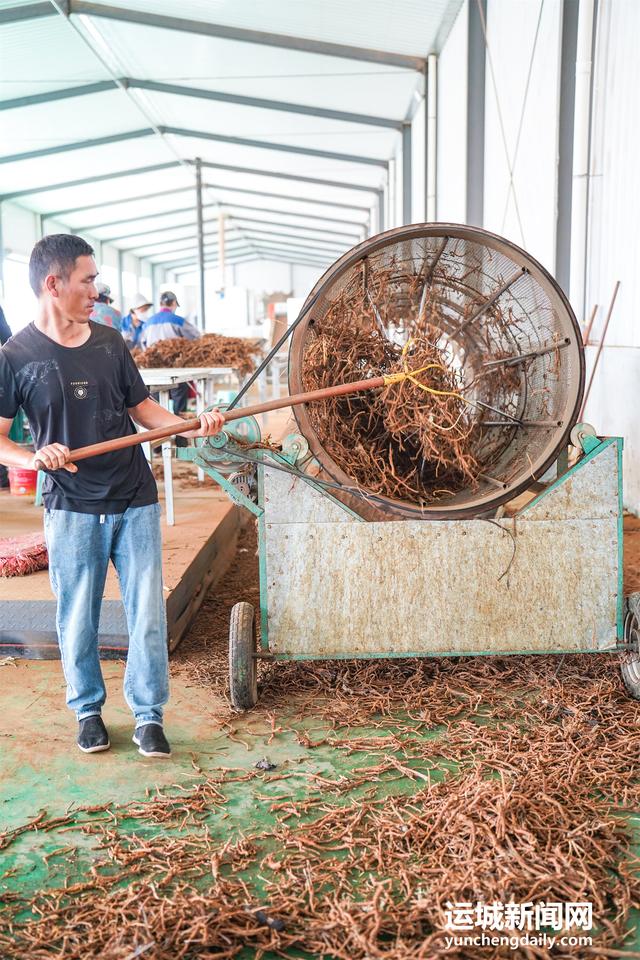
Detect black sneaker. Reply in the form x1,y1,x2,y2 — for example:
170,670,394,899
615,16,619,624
77,715,110,754
133,723,171,758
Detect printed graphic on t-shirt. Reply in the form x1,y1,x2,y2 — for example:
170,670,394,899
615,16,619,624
71,379,89,399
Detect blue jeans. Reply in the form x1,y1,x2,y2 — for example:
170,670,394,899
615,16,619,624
43,503,169,726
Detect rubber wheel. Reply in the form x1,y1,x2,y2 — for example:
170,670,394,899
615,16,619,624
621,594,640,700
229,602,258,710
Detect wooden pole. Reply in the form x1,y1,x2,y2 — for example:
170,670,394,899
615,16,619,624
582,302,598,346
35,374,386,469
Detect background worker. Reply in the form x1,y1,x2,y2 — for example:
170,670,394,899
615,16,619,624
121,293,152,350
140,291,201,414
0,235,224,759
90,282,122,331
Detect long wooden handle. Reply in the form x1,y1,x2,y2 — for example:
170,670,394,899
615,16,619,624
34,374,385,468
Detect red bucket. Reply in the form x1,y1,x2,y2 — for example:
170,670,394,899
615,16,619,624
8,466,38,496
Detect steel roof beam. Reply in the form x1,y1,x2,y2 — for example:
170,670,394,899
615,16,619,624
77,202,365,233
0,128,154,165
70,3,425,71
172,252,328,274
46,186,194,220
0,123,387,170
3,159,380,202
45,183,371,220
162,251,256,269
205,183,371,214
0,75,399,140
230,226,351,249
126,79,401,130
0,2,55,24
160,125,387,169
119,233,247,253
128,231,346,257
215,202,366,229
254,248,331,265
239,235,345,255
0,80,116,112
193,160,380,195
143,232,340,261
1,161,180,200
227,216,360,239
101,219,245,243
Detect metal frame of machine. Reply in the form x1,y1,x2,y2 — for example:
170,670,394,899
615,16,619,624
178,421,640,709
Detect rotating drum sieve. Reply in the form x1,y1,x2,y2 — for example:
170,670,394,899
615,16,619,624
288,223,585,519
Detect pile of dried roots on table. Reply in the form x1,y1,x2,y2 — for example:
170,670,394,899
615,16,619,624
135,333,262,375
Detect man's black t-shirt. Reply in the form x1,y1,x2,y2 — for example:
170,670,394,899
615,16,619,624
0,321,158,514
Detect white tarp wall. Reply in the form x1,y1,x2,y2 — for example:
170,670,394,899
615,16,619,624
482,0,562,274
0,201,150,329
437,1,468,223
583,0,640,512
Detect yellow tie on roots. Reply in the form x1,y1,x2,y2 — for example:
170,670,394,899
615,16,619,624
382,339,473,406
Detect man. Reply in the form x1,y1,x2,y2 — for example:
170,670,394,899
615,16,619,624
121,293,152,350
90,282,122,331
0,235,224,758
141,291,200,414
0,304,11,488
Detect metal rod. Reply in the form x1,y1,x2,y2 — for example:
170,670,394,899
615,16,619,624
116,249,124,315
195,158,205,331
426,53,437,220
452,267,527,336
219,210,226,293
482,338,571,368
125,79,401,130
160,124,387,168
579,280,620,420
402,123,412,224
481,420,562,428
425,236,448,285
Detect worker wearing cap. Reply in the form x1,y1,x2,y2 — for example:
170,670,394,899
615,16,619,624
90,283,122,332
0,234,225,759
140,292,201,414
121,293,152,350
139,291,200,348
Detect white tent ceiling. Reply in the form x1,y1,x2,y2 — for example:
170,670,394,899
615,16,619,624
0,0,463,270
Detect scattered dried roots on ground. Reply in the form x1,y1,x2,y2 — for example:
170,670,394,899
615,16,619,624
135,334,262,375
2,527,639,959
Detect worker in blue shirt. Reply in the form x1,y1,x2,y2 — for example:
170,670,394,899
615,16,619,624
121,293,152,350
140,292,200,413
90,283,122,331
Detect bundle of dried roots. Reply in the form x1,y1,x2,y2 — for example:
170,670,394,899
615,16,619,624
302,269,480,504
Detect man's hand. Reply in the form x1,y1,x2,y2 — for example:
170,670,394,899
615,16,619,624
181,409,225,439
32,443,78,473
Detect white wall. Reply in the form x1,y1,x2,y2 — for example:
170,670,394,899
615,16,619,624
483,0,562,272
0,200,150,320
437,0,468,223
583,0,640,512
